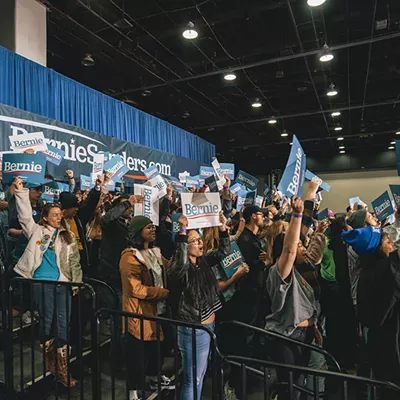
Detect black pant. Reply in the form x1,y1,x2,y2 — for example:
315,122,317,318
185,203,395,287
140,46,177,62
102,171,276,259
272,326,314,400
125,334,162,390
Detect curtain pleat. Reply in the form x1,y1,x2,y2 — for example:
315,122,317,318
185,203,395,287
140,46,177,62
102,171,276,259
0,46,215,163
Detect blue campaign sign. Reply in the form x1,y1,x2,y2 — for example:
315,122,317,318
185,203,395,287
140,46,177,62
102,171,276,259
205,175,219,192
171,213,182,241
236,170,259,191
143,165,159,180
305,170,330,192
230,183,242,195
41,144,65,166
220,242,245,278
42,181,69,202
263,184,270,196
316,208,329,221
200,166,215,179
372,191,394,221
2,153,46,184
104,155,129,182
237,190,255,211
167,176,185,193
186,176,199,188
80,174,93,191
389,185,400,208
220,163,235,180
278,135,306,198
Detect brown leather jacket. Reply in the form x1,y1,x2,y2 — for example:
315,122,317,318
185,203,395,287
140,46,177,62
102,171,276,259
120,247,169,341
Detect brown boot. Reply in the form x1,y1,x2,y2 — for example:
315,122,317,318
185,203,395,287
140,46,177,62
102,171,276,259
40,339,56,375
56,345,77,387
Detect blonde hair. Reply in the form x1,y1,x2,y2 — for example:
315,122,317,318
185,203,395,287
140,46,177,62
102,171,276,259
260,220,288,266
202,226,220,254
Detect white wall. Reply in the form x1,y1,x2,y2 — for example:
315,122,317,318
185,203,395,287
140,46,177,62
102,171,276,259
15,0,47,66
316,169,399,212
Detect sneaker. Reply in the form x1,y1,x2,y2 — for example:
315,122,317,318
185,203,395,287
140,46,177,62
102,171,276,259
224,382,239,400
22,311,32,325
149,375,175,390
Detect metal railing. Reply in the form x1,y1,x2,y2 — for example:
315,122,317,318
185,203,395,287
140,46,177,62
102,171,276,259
0,260,7,394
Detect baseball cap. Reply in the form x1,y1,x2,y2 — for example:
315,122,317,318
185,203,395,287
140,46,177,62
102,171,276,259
243,205,262,221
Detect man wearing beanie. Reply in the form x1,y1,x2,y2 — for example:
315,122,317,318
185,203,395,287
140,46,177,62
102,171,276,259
347,209,378,229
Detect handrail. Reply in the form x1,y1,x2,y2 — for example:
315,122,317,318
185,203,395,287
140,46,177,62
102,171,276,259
83,277,119,310
222,320,341,372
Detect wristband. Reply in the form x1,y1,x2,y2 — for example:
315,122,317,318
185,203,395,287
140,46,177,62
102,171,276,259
223,186,230,189
179,229,187,234
292,213,303,219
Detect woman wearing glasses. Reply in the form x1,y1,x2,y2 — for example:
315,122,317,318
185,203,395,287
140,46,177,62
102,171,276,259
168,213,229,400
120,215,173,400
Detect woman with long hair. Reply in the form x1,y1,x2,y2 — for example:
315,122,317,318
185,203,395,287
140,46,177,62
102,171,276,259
120,215,173,400
12,177,82,387
259,219,289,266
168,213,229,400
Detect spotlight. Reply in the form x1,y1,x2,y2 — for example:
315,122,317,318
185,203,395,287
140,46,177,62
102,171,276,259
396,131,400,135
340,150,346,154
391,141,395,145
334,126,343,131
339,146,345,149
319,44,334,62
327,84,338,97
388,146,395,150
337,137,344,141
82,54,95,67
331,111,341,117
307,0,326,6
268,117,277,124
281,130,289,137
182,22,198,39
224,73,236,81
251,98,262,108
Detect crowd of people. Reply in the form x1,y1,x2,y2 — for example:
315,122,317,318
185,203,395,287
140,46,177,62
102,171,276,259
1,163,400,400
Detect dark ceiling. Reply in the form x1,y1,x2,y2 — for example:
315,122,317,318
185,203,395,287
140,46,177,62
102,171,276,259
41,0,400,174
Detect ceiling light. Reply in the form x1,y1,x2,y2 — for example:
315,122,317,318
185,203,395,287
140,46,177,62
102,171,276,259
290,142,293,145
327,84,338,97
337,137,344,141
268,117,277,124
182,21,198,40
339,146,345,149
281,130,289,137
319,44,334,62
251,98,262,108
141,89,152,97
389,146,395,150
82,54,95,67
307,0,326,6
224,73,236,81
396,131,400,135
391,141,395,145
340,150,345,154
334,126,343,131
331,111,341,117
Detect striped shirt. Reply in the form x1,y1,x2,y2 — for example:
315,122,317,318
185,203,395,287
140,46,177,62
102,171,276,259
201,296,222,322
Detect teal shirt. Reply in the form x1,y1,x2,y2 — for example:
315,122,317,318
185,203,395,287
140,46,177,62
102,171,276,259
212,265,235,302
33,247,60,281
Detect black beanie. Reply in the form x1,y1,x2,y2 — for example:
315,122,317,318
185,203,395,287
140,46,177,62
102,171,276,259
59,192,79,209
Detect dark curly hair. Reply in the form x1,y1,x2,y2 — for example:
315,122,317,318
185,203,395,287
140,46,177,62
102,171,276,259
127,228,154,250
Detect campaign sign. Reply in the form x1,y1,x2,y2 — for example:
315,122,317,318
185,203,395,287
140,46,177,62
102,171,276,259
80,174,93,191
91,153,104,183
9,132,48,153
104,155,129,182
389,185,400,208
372,191,394,222
230,183,242,196
42,181,69,202
41,144,65,166
349,197,366,209
205,175,219,192
146,174,168,199
186,176,199,189
2,153,46,184
179,171,190,183
265,189,273,206
212,158,224,180
106,180,115,192
317,208,329,221
220,242,245,278
181,192,221,229
200,166,215,179
166,175,184,193
237,190,256,212
220,163,235,180
396,140,400,176
236,170,259,191
144,165,160,180
278,135,306,198
99,151,110,162
263,184,270,196
255,195,263,207
134,184,159,226
305,170,330,192
171,213,182,241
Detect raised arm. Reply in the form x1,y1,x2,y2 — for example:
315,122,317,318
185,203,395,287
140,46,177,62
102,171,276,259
277,197,304,280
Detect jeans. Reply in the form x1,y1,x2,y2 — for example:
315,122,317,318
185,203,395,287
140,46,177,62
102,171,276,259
177,322,215,400
33,283,71,346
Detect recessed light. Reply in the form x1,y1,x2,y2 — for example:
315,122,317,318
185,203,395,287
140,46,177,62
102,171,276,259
334,126,343,131
388,146,395,150
224,73,236,81
268,118,277,124
307,0,326,6
337,137,344,141
340,150,345,154
331,111,341,117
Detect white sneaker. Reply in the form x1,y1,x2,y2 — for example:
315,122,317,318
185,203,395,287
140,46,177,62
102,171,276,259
22,311,32,325
149,375,175,390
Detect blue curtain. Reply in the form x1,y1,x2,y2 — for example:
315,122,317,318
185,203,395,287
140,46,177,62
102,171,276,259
0,46,215,163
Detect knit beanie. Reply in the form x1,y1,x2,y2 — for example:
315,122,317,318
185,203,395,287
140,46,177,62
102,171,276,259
341,226,382,256
129,215,153,236
347,209,367,229
59,192,79,209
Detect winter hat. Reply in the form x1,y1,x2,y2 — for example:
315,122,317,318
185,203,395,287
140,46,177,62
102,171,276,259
59,192,79,209
347,209,367,229
129,215,153,236
341,226,382,256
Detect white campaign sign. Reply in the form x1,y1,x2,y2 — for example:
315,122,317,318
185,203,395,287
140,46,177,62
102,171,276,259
181,192,221,229
91,153,105,184
134,184,159,226
145,174,168,199
211,158,226,190
9,132,48,153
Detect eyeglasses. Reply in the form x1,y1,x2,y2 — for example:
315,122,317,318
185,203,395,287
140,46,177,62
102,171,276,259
188,238,203,246
256,212,266,218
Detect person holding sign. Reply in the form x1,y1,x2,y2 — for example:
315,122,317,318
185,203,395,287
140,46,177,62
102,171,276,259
168,214,228,400
12,176,83,388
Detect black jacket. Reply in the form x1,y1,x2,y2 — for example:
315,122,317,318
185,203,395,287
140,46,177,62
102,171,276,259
168,231,229,323
97,201,131,286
